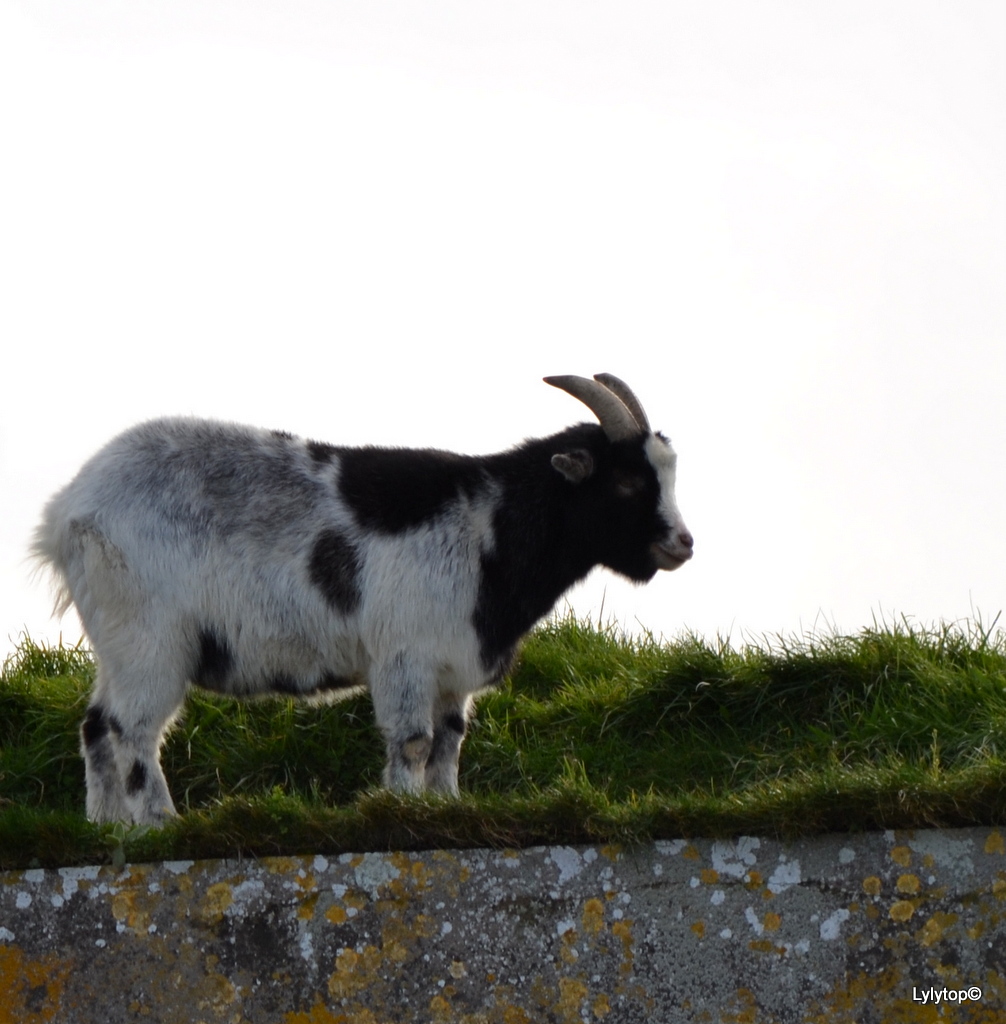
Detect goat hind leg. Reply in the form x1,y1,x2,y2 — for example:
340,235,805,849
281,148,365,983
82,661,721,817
91,649,186,826
80,701,130,823
113,725,178,826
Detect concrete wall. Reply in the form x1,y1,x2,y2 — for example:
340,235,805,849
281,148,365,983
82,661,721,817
2,827,1004,1023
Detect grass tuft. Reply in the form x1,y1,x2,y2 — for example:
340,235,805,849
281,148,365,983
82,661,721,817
2,614,1005,868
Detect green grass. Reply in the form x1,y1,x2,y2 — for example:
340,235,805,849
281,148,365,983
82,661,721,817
2,614,1005,869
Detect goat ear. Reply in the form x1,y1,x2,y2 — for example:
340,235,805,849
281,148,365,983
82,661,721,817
551,449,594,484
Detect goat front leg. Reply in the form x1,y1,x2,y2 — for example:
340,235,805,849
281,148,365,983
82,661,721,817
371,653,435,794
424,692,471,795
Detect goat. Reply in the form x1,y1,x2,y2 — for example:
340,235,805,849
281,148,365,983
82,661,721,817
33,373,693,824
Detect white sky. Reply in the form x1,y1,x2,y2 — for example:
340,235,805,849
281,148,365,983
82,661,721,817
2,1,1004,655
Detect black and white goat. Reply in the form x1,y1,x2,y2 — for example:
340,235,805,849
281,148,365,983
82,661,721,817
33,374,693,824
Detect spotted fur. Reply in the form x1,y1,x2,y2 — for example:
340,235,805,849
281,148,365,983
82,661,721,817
33,375,692,824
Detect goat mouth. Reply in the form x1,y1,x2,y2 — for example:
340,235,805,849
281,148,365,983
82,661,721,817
652,541,693,571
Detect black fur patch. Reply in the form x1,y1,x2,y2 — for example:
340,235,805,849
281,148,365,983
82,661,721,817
306,440,339,465
81,706,109,748
126,760,147,795
193,628,234,690
337,447,489,534
308,529,362,614
317,673,358,692
427,711,466,769
80,706,117,774
269,671,359,696
441,710,466,736
473,424,667,671
269,674,300,695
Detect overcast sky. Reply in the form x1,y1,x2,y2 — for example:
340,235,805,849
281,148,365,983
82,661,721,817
2,1,1004,656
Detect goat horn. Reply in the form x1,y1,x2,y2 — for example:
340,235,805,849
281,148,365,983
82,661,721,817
543,374,643,442
592,373,651,434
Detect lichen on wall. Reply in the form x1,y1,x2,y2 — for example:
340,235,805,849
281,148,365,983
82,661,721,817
1,828,1004,1022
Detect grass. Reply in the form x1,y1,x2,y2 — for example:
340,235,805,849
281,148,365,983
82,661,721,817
2,614,1005,869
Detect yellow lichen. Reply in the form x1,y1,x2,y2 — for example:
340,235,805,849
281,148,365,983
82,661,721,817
984,831,1005,855
381,936,410,963
896,874,920,894
343,890,367,913
109,880,159,934
0,945,71,1024
324,904,347,925
265,858,305,876
194,971,238,1013
582,898,605,936
862,876,881,896
558,977,589,1021
325,945,383,1001
502,1005,533,1024
720,987,759,1024
918,911,958,948
408,859,434,892
890,846,912,867
428,994,452,1021
195,883,234,927
282,1002,352,1024
611,919,635,976
559,931,579,965
889,900,915,922
297,892,320,921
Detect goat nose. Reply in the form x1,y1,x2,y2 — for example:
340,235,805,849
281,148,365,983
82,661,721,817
677,528,694,550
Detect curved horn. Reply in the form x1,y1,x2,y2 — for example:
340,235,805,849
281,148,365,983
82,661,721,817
592,373,651,434
543,374,642,442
